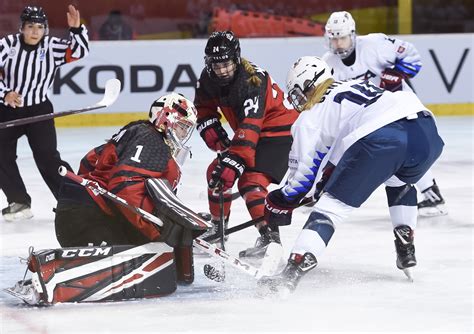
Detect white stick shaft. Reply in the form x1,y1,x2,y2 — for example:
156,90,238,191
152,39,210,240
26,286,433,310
0,79,121,129
193,238,262,278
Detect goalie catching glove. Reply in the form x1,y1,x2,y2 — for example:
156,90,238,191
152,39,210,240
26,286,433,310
208,152,245,191
197,117,231,152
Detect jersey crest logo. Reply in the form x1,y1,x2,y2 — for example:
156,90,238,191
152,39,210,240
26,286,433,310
39,49,46,60
8,48,16,58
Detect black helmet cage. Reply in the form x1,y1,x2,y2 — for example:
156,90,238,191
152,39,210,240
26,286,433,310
204,31,241,85
20,6,49,34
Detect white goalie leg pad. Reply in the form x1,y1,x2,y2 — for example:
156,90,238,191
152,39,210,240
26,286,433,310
28,242,177,304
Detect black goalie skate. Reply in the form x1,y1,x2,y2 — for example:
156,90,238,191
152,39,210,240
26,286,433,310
257,252,317,296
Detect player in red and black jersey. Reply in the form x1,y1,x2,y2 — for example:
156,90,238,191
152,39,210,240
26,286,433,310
194,31,299,258
54,92,197,281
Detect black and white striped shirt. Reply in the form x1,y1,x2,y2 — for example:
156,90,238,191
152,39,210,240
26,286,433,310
0,25,89,106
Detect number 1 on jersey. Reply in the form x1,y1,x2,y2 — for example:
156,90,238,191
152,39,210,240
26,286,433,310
131,145,144,163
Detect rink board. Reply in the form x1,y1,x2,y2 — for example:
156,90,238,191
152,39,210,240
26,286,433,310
46,33,473,127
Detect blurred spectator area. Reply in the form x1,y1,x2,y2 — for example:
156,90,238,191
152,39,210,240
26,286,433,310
211,8,325,37
0,0,472,39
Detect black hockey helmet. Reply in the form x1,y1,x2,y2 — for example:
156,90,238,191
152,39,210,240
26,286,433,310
20,6,48,28
204,31,241,85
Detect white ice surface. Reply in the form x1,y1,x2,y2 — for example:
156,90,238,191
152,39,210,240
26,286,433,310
0,116,472,334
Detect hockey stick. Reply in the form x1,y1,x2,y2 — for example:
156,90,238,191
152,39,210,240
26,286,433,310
0,78,121,129
202,196,316,242
203,189,227,282
58,167,266,280
58,166,163,227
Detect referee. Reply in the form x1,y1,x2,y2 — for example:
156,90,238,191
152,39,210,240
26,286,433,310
0,5,89,221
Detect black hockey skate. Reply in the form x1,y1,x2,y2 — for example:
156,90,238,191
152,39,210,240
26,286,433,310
418,180,447,217
394,225,416,281
198,218,228,248
239,227,281,259
258,252,318,296
2,202,33,222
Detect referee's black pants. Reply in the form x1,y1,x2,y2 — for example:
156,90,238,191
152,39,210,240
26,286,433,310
0,100,72,206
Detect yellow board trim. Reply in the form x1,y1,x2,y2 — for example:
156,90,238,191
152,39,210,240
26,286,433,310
55,112,148,127
426,103,474,116
398,0,413,34
54,104,473,128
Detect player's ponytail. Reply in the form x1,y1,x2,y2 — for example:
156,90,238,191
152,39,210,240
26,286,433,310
242,58,262,87
302,78,335,111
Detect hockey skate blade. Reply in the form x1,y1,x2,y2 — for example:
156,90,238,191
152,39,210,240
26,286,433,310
259,242,284,277
3,287,42,306
402,268,414,282
418,204,448,217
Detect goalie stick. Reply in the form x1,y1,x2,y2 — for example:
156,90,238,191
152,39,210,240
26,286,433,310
0,78,121,129
59,168,268,281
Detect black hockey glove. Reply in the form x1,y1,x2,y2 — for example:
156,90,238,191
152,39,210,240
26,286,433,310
313,163,335,201
264,190,298,226
197,117,231,152
208,152,245,191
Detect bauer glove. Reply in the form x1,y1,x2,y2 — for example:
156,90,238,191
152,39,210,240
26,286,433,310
197,117,231,152
208,152,245,191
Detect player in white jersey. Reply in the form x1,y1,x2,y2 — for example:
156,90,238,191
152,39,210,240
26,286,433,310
321,11,446,217
257,56,444,294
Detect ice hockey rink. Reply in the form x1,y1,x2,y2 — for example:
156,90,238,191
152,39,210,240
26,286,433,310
0,116,472,334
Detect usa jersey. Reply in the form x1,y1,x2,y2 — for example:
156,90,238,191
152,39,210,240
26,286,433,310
281,79,431,202
322,33,421,92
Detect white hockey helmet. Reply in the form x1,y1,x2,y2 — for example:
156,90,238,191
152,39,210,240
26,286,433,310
286,56,334,112
325,11,356,59
149,92,197,166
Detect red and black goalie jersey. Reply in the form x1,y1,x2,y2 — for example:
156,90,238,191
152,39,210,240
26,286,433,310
79,121,181,241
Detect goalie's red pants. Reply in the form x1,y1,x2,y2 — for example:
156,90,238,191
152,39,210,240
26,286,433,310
206,158,272,222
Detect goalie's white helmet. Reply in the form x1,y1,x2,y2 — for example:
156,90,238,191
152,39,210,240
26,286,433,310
149,92,197,166
325,11,356,59
286,56,334,112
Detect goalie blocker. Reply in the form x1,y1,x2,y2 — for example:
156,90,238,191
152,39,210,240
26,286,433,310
6,178,212,305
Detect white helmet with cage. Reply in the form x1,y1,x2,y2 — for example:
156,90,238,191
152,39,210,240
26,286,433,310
286,56,334,112
149,92,197,166
325,11,356,59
